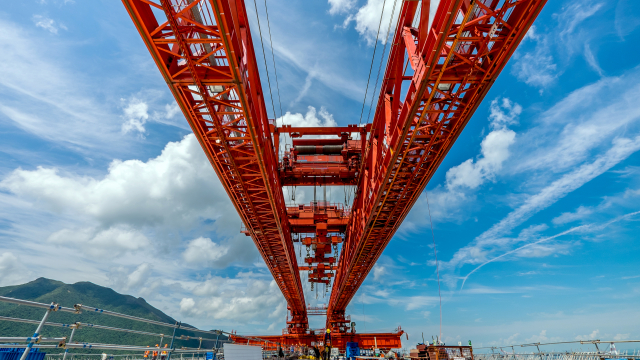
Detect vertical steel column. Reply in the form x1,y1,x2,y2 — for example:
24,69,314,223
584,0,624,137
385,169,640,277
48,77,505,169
20,302,59,360
167,322,181,360
62,325,78,360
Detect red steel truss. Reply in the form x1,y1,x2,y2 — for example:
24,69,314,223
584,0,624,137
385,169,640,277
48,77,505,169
121,0,308,333
327,0,547,327
123,0,546,347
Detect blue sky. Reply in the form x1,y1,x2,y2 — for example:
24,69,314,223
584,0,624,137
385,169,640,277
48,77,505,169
0,0,639,352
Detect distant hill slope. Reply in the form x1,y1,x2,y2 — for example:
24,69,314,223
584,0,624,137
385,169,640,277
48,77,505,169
0,278,226,353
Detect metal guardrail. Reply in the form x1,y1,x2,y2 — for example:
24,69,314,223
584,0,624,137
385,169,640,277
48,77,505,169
0,295,277,360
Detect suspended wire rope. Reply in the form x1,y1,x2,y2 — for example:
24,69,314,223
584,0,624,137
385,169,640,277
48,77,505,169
425,190,443,343
251,0,277,122
262,0,284,122
357,0,389,126
365,0,400,124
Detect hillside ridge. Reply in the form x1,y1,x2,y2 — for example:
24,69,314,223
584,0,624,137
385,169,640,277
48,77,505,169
0,278,224,352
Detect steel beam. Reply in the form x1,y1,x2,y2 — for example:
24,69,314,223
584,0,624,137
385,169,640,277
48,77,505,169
121,0,308,331
327,0,547,327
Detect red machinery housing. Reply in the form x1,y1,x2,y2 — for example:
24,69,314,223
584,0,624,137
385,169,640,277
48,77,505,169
122,0,546,350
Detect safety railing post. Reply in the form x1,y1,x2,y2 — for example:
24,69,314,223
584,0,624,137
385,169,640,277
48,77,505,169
20,302,59,360
167,322,180,360
62,324,78,360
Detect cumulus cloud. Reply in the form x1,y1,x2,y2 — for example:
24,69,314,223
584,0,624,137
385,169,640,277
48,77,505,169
445,98,519,191
121,97,149,134
575,329,599,341
108,263,153,292
0,252,32,286
402,97,521,228
1,134,230,230
47,226,151,257
179,274,286,322
0,134,260,267
373,265,386,282
181,236,258,269
183,237,229,264
277,106,338,155
343,0,401,45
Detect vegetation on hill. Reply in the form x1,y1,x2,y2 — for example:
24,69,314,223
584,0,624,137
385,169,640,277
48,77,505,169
0,278,227,354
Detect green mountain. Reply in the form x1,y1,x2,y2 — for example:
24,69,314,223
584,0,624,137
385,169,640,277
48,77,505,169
0,278,226,354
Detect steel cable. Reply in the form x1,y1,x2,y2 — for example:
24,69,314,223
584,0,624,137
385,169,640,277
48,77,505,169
251,0,277,121
425,190,443,343
357,0,389,126
365,0,401,125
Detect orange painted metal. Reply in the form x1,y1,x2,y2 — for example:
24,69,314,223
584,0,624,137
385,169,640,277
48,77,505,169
288,202,348,285
278,125,368,186
229,327,404,351
121,0,308,333
123,0,547,338
327,0,547,328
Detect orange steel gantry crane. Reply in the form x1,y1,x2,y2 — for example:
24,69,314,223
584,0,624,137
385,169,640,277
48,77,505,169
122,0,546,349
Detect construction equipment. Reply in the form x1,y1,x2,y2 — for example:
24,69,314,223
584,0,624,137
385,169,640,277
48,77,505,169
121,0,547,349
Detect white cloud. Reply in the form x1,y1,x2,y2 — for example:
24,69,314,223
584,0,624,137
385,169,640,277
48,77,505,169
328,0,356,15
277,106,338,155
183,237,229,265
164,103,181,119
0,17,129,154
449,136,640,271
575,329,599,341
347,0,401,46
279,106,337,128
0,252,32,286
108,263,154,293
32,15,66,34
47,226,151,258
179,274,286,322
584,43,604,76
525,330,554,343
557,2,604,46
512,2,603,89
373,265,386,282
402,98,520,227
121,97,149,134
552,206,594,225
1,134,232,230
511,37,558,88
613,333,630,341
445,129,516,190
446,98,519,191
516,70,640,173
483,137,640,241
523,25,539,41
614,0,640,39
